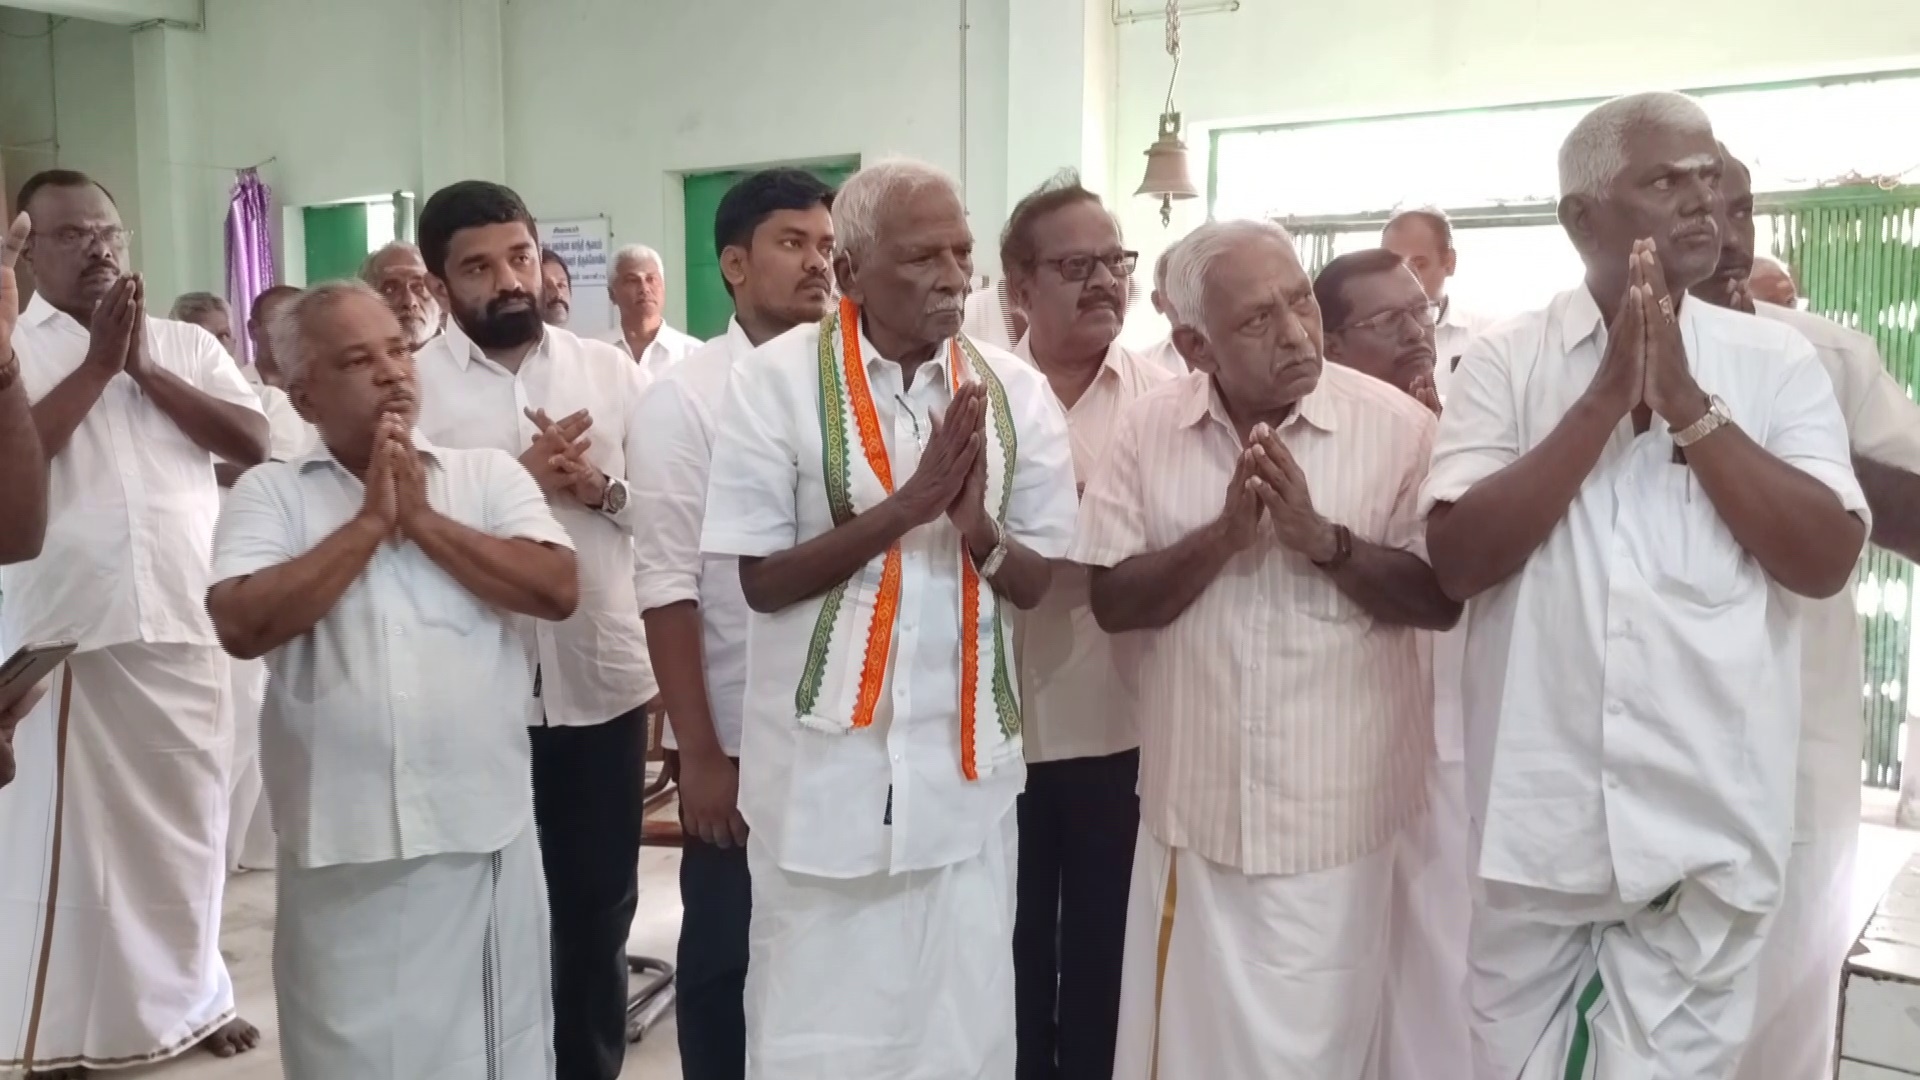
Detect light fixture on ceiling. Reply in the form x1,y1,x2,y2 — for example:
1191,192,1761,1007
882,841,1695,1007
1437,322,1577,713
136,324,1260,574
1135,0,1199,227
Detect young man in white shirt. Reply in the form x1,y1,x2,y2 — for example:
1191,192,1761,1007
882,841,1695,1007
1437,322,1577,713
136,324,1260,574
207,280,578,1079
1383,206,1495,393
1315,247,1469,1077
173,287,315,874
1692,148,1920,1080
412,180,655,1080
0,169,270,1075
604,243,701,373
631,166,837,1080
701,159,1079,1080
997,172,1171,1080
1424,94,1869,1080
1073,220,1457,1080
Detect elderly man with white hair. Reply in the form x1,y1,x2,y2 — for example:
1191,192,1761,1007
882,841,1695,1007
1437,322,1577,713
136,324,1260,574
207,279,578,1079
700,158,1078,1079
360,241,445,350
1071,218,1456,1080
605,243,701,371
1423,92,1867,1079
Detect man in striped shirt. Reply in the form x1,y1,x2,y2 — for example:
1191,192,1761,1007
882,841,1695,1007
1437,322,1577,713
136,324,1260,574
1072,218,1458,1080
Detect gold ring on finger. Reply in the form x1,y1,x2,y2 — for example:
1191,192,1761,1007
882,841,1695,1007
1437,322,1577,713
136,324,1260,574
1657,296,1674,321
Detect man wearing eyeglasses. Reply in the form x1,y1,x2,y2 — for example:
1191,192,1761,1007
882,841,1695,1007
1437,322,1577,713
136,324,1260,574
998,172,1171,1080
1315,246,1471,1078
0,169,270,1076
1382,207,1493,395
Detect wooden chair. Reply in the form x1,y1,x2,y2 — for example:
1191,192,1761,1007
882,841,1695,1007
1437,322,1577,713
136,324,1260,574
627,708,680,1043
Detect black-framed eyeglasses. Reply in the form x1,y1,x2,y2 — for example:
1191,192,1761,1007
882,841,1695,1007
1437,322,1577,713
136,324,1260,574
1036,250,1139,283
1336,301,1437,336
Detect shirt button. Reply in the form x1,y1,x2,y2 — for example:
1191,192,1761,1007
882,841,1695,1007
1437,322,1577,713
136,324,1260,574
396,692,409,701
892,753,902,763
1605,700,1623,716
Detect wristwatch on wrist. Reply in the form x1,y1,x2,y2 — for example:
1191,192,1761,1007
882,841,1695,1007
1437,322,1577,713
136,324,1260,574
1311,523,1355,571
1671,395,1733,449
975,517,1009,578
595,476,629,517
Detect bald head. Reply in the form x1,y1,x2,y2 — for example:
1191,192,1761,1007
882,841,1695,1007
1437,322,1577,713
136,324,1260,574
1748,255,1798,307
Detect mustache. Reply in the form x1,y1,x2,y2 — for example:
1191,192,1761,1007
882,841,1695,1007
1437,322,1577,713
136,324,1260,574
487,290,537,316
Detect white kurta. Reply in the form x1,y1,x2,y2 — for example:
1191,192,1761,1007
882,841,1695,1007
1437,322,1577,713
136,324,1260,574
0,297,262,1072
701,318,1078,1077
1734,301,1920,1080
1422,288,1867,1080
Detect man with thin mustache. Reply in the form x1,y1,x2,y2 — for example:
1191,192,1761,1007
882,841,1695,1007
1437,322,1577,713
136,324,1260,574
0,168,270,1078
701,158,1078,1080
997,170,1171,1080
412,180,656,1080
207,280,578,1079
1425,93,1867,1079
604,243,701,374
632,166,839,1080
1693,146,1920,1080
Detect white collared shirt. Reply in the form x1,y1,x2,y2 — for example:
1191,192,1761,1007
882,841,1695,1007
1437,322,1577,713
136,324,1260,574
415,320,658,726
603,322,703,375
3,295,265,652
631,318,756,756
210,434,572,869
701,319,1079,878
1432,298,1497,397
1755,301,1920,838
1012,336,1173,763
1423,287,1867,913
243,363,318,462
1072,365,1437,875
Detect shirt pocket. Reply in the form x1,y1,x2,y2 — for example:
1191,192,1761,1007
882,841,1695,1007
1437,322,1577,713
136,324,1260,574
1628,458,1747,607
401,550,493,634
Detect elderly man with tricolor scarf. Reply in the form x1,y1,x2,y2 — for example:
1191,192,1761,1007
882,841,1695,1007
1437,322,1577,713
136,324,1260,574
700,157,1078,1080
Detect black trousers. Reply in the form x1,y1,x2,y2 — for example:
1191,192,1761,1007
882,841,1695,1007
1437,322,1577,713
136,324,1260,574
1013,748,1140,1080
530,705,645,1080
675,829,752,1080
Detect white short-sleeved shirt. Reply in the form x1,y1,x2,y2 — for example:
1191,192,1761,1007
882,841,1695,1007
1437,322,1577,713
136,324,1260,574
604,323,703,375
3,295,266,652
209,434,572,869
1011,336,1172,763
1756,302,1920,838
1421,287,1868,913
244,363,318,462
415,321,657,726
1071,365,1437,876
630,318,755,756
700,318,1079,879
1432,299,1498,397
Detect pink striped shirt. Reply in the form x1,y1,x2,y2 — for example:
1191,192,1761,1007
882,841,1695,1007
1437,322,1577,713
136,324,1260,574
1070,364,1436,875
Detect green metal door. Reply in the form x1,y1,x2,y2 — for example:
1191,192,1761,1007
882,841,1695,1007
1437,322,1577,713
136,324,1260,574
1765,187,1920,791
304,202,372,284
681,158,859,341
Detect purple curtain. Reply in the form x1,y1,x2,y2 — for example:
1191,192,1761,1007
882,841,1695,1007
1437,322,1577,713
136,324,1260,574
225,169,274,365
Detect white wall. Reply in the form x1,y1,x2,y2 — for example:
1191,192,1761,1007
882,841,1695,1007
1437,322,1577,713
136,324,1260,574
502,0,1011,323
1109,0,1920,243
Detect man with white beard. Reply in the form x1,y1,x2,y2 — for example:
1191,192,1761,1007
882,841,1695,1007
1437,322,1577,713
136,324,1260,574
362,241,445,350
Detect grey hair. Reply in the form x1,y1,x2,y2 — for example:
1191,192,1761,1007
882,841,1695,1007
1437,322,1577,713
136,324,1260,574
268,278,385,388
359,240,423,284
1558,91,1713,199
611,243,662,275
832,158,963,261
169,291,230,326
1162,219,1297,334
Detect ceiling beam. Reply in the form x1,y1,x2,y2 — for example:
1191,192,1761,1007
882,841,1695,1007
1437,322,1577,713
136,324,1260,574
2,0,201,29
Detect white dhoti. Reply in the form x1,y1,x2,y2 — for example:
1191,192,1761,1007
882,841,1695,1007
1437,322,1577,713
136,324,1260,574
1112,829,1394,1080
744,810,1017,1080
1468,880,1771,1080
0,642,236,1073
1730,821,1856,1080
1382,759,1473,1079
224,653,277,872
275,822,554,1080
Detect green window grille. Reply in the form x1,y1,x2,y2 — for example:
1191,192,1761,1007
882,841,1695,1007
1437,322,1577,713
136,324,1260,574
1765,186,1920,791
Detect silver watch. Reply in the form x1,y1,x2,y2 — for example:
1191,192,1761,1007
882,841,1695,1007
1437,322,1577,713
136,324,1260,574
596,476,629,517
1671,395,1733,449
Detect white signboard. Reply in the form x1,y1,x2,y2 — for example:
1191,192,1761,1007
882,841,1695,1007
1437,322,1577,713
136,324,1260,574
539,216,613,336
